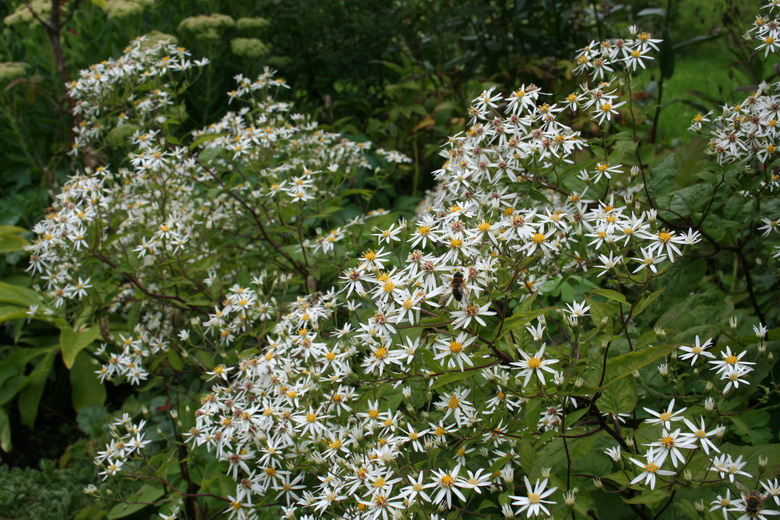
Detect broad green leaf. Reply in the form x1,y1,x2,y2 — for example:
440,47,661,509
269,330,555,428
587,298,613,332
90,0,107,8
632,288,664,317
494,306,557,341
0,226,27,234
189,132,226,150
647,154,677,197
0,406,10,451
623,489,670,505
430,369,476,390
597,376,637,413
564,407,589,427
0,281,41,307
586,343,678,389
107,484,165,519
167,349,184,371
0,305,28,323
0,233,29,253
589,288,628,305
18,350,56,428
70,351,106,411
60,326,101,369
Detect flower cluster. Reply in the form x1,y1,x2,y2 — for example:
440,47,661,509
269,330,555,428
30,7,780,520
752,1,780,56
179,30,722,520
29,41,404,385
95,414,151,480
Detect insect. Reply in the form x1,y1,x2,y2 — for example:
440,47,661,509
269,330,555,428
737,482,769,517
450,271,465,302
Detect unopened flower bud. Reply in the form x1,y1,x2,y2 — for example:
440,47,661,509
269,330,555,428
657,363,669,377
695,499,706,512
633,370,641,380
759,342,767,355
541,467,551,478
593,477,603,489
683,470,692,482
574,377,584,388
705,397,716,411
760,455,768,469
501,465,514,485
502,503,515,519
625,437,635,449
705,381,715,392
729,316,738,330
402,387,412,399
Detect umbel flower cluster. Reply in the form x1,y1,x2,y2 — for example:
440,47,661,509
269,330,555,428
27,4,780,520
